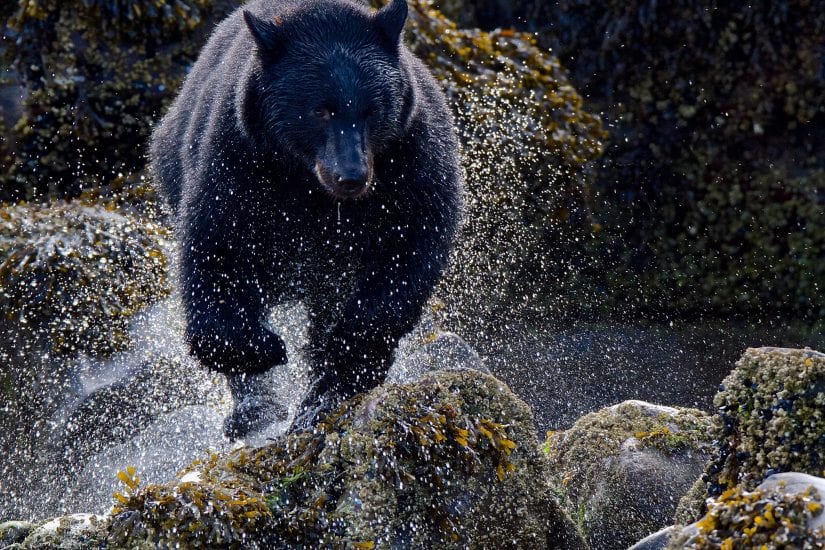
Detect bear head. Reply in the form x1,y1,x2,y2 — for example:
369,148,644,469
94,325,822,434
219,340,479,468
242,0,411,200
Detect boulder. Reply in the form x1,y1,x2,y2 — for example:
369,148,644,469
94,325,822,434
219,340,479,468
676,347,825,523
668,473,825,548
2,0,237,200
15,514,108,549
0,199,171,521
0,521,36,547
0,200,170,359
25,370,588,548
552,0,825,322
545,400,715,549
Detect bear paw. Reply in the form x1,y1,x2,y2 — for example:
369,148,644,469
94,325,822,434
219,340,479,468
223,373,288,440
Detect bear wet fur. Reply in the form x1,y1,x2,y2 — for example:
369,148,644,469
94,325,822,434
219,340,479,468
150,0,463,437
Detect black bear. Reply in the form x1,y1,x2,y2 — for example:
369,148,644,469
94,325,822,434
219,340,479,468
151,0,463,438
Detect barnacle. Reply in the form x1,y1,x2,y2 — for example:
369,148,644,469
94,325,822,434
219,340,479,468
676,347,825,524
669,483,825,549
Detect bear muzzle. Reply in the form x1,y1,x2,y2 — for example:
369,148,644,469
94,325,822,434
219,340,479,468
314,152,373,200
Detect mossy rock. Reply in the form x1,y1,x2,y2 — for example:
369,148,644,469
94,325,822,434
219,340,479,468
103,370,585,548
544,400,715,550
676,347,825,524
668,473,825,549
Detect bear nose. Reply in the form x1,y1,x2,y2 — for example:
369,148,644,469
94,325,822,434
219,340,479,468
335,168,368,191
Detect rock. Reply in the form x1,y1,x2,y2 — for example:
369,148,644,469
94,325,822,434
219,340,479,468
629,526,676,550
0,199,172,521
541,1,825,322
676,347,825,523
93,370,586,548
0,521,36,546
0,200,170,360
668,473,825,548
388,329,488,384
17,514,107,549
545,400,715,549
2,0,236,200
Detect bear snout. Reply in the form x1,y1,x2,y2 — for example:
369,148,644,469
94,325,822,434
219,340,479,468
314,157,373,199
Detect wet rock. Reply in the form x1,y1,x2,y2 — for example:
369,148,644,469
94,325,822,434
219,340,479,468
545,400,715,549
2,0,236,200
16,514,107,549
676,347,825,523
0,521,36,546
668,473,825,548
95,370,586,548
629,526,676,550
0,200,170,360
543,1,825,322
389,329,488,384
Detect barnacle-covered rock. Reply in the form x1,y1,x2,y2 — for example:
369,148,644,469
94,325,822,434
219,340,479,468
676,347,825,524
15,514,108,549
106,370,585,548
1,0,236,200
544,400,715,550
0,199,171,358
543,0,825,321
668,473,825,549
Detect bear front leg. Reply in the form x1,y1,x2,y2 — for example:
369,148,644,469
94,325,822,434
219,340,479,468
294,230,452,432
180,241,288,376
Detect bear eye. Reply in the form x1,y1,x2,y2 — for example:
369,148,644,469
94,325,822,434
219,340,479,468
314,107,332,121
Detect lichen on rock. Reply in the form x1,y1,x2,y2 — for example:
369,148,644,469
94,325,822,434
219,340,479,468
104,370,585,548
544,400,715,549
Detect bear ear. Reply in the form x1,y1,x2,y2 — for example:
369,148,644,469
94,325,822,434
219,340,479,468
373,0,407,48
244,10,286,62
